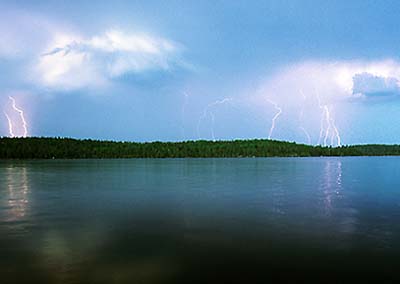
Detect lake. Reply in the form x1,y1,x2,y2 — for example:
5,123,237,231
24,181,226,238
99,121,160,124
1,157,400,283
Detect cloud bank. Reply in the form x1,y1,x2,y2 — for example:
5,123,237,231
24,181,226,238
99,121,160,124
257,59,400,105
35,29,184,90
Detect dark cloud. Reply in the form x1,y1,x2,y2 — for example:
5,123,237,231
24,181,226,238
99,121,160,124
352,72,400,98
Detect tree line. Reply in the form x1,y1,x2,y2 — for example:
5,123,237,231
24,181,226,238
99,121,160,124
1,137,400,159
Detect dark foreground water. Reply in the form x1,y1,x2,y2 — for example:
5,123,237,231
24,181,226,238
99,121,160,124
1,157,400,283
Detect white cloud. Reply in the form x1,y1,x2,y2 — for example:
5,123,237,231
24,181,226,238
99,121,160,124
34,29,184,90
256,59,400,106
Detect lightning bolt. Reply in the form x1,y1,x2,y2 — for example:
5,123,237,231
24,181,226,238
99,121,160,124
4,96,28,138
323,106,331,146
300,126,312,145
9,96,28,137
323,106,341,147
299,90,311,144
315,89,325,145
197,98,232,141
315,89,341,147
181,91,189,140
4,112,15,137
267,99,282,140
329,109,341,147
209,112,216,141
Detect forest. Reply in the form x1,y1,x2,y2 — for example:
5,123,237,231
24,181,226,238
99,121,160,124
1,137,400,159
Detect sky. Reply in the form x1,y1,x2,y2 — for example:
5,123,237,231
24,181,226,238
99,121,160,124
2,0,400,145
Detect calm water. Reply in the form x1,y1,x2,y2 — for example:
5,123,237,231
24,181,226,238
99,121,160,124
1,157,400,283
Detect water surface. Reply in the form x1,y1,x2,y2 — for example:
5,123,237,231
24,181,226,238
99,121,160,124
1,157,400,283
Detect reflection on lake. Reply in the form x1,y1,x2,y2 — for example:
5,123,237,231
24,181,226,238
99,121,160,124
3,165,30,222
1,157,400,283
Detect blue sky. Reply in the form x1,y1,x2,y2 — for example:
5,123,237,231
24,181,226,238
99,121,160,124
2,0,400,144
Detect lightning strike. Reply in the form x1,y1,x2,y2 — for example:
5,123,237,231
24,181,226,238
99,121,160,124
181,91,189,140
4,112,15,138
267,99,282,140
197,98,233,141
315,89,341,147
315,89,325,145
300,126,312,145
209,112,216,141
299,90,311,144
8,96,28,137
323,106,331,146
330,111,341,147
4,96,28,138
323,106,341,147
